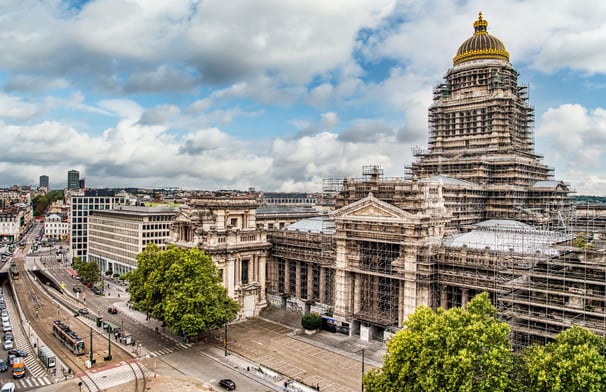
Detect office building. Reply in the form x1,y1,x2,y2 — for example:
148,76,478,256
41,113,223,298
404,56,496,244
39,175,49,189
67,170,80,190
68,189,127,260
88,206,178,276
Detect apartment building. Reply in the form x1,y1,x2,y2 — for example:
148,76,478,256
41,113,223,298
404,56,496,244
44,214,68,240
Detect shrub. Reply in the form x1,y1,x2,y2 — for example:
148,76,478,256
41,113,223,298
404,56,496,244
105,269,113,276
301,312,322,331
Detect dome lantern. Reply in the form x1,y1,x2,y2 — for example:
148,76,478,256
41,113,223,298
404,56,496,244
453,12,509,66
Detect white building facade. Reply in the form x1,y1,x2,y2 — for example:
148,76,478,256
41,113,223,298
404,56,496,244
88,206,178,276
44,214,68,240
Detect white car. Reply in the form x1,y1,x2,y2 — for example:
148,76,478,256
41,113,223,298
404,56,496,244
2,323,10,333
2,340,12,350
0,382,15,392
1,316,8,324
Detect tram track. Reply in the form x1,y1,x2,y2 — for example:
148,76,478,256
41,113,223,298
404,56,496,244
9,251,145,392
126,360,147,392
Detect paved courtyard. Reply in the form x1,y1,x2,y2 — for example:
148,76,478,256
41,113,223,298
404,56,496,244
210,311,386,392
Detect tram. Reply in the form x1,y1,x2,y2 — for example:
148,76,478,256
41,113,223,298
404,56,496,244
52,320,85,355
9,262,18,279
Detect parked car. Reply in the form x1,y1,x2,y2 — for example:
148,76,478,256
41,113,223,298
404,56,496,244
218,379,236,390
107,307,118,315
2,340,12,350
91,286,101,295
0,359,7,372
3,332,13,342
1,324,10,333
7,349,27,358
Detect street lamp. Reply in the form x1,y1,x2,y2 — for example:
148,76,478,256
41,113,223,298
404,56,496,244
224,323,228,357
356,348,365,392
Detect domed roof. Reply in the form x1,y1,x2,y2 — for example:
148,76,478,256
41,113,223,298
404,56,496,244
453,12,509,66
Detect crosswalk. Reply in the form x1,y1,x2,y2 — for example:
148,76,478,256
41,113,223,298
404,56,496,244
85,363,150,391
12,335,47,378
148,342,192,357
0,375,53,390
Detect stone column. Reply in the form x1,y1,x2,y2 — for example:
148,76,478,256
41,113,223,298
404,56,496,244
284,260,290,294
461,288,469,309
352,274,360,314
258,255,267,299
319,267,326,304
295,261,302,298
307,264,314,301
440,285,448,310
225,257,235,298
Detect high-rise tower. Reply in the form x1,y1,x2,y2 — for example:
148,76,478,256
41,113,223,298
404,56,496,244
39,175,49,189
67,170,80,189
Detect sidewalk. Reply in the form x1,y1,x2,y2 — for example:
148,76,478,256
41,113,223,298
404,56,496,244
110,290,185,345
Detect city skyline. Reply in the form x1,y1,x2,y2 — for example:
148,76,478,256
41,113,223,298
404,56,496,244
0,1,605,194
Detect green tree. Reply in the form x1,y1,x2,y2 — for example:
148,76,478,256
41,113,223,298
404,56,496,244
126,244,239,337
522,325,606,392
364,292,512,392
72,258,101,285
301,313,322,330
32,190,64,217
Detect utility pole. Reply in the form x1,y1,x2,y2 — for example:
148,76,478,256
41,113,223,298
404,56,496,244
106,329,112,361
361,348,365,392
224,323,228,356
89,327,94,366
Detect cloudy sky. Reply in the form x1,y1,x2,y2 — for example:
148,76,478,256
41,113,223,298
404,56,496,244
1,0,605,195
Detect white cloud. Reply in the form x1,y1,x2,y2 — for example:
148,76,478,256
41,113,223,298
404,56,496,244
0,1,605,195
0,94,43,120
98,99,144,120
321,112,339,128
186,0,396,84
537,104,606,193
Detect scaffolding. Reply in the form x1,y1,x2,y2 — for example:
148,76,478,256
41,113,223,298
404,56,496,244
267,229,337,308
262,15,588,347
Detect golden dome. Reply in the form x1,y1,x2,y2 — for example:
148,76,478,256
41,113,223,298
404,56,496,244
453,12,509,65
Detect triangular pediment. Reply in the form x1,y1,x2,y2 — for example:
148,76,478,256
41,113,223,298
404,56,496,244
173,207,193,224
333,193,417,221
351,205,394,217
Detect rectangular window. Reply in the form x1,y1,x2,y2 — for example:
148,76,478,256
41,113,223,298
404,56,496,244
241,259,249,285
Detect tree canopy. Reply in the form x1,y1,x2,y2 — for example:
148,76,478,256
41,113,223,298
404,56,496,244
72,257,100,285
522,325,606,392
363,293,606,392
32,190,64,216
364,292,512,392
126,244,239,337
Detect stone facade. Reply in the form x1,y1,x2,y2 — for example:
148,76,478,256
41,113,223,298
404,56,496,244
168,198,271,319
